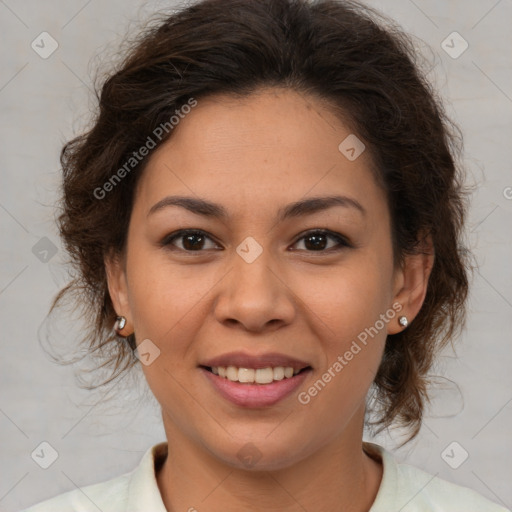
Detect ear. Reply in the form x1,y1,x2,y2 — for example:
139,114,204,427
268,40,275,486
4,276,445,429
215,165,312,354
387,232,435,335
104,249,133,335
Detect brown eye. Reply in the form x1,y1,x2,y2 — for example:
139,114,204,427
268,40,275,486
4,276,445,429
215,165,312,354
161,230,220,251
292,230,351,252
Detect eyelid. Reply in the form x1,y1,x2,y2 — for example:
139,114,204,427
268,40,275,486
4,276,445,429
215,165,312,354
160,228,353,252
291,228,353,250
160,229,222,250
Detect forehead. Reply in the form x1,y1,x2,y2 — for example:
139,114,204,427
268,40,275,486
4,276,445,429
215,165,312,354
133,88,387,225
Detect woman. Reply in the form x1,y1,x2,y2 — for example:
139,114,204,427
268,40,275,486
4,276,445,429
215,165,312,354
21,0,510,510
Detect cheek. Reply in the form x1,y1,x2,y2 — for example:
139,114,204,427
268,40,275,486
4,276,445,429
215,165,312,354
293,255,391,406
298,254,393,345
126,244,213,341
296,276,388,427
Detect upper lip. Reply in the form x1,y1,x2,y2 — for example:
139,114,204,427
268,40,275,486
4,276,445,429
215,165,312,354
200,351,312,371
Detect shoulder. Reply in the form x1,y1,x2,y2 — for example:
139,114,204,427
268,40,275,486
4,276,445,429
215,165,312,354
395,462,510,511
19,442,168,512
20,472,131,512
364,442,510,512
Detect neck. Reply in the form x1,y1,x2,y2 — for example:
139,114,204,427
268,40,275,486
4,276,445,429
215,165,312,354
156,416,383,512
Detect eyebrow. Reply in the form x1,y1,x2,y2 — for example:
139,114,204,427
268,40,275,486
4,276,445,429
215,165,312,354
147,194,366,221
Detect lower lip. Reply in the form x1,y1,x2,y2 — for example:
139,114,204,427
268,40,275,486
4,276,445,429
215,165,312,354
201,367,311,408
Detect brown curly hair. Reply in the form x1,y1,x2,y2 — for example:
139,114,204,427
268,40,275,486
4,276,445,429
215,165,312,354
49,0,471,443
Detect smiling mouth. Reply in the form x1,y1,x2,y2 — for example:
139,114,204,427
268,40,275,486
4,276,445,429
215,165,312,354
201,365,312,384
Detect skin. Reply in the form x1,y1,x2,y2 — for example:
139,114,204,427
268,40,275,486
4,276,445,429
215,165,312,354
106,87,434,512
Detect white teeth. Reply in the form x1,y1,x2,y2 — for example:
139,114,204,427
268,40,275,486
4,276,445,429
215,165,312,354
273,367,285,380
255,368,274,384
238,368,255,383
210,365,304,384
226,366,238,381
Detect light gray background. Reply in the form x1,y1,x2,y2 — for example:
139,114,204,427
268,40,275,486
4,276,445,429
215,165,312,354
1,0,511,511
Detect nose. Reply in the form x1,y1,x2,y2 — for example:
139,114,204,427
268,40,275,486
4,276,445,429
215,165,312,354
212,245,296,333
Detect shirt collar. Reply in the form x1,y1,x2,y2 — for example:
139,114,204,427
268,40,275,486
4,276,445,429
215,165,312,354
126,441,168,512
127,441,395,511
364,441,398,511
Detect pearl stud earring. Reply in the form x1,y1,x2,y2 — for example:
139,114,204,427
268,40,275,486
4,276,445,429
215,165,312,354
114,316,127,333
398,316,408,328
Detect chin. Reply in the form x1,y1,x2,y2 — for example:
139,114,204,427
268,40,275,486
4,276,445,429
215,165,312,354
205,430,315,472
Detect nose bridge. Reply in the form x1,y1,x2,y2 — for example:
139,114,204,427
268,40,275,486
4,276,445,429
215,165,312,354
213,236,295,331
234,236,276,292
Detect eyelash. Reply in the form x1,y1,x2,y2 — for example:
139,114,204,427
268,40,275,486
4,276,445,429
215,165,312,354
160,229,352,254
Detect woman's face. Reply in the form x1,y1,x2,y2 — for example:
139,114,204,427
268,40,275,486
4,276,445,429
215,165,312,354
108,88,408,470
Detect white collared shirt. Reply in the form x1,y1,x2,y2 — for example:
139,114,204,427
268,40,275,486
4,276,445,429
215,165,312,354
21,441,510,511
